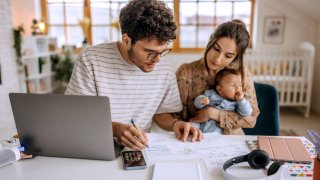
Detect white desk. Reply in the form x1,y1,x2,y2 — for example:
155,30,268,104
0,134,313,180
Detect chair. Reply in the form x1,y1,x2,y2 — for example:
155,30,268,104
243,83,280,136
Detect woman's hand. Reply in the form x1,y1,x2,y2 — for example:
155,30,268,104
190,106,220,123
112,122,148,150
172,121,203,142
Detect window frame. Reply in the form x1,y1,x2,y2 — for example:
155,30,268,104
41,0,254,52
42,0,86,47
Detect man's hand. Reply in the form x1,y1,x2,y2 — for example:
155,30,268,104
235,90,244,101
172,121,203,142
112,122,148,150
199,97,210,105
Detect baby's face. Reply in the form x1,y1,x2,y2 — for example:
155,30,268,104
216,74,242,100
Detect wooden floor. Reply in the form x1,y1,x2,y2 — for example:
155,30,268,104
280,107,320,137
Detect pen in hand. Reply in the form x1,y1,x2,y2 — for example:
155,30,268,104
131,119,149,149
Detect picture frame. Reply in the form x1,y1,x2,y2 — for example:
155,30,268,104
263,16,285,44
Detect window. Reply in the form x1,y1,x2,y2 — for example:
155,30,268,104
42,0,254,51
89,0,126,45
178,0,253,51
45,0,84,47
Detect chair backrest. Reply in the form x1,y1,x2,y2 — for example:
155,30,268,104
243,83,280,136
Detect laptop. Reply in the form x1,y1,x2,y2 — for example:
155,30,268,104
9,93,122,160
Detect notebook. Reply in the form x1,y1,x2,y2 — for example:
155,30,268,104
152,162,203,180
9,93,122,161
258,136,312,163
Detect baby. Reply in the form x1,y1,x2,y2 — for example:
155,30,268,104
193,68,253,133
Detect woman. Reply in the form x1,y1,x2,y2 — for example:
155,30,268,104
176,20,260,135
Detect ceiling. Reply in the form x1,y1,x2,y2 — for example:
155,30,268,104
282,0,320,21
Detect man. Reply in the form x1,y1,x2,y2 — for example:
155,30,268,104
65,0,202,150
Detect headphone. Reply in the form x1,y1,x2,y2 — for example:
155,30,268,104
223,149,288,180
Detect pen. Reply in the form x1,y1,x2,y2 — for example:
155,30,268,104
131,119,149,149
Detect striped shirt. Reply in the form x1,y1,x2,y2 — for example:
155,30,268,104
65,42,182,131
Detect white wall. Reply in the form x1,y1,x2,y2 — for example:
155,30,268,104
253,0,318,49
0,0,42,130
12,0,40,36
0,0,21,129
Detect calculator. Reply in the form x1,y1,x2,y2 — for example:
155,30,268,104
121,150,147,170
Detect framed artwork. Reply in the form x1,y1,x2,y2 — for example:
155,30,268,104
263,16,285,44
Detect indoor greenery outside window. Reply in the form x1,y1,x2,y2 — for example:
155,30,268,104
42,0,254,51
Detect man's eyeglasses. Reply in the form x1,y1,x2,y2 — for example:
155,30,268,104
147,49,171,61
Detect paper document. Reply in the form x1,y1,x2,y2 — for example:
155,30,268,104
152,162,202,180
198,140,251,176
146,133,200,163
146,133,251,177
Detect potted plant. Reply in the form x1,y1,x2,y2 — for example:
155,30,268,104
13,25,24,67
51,51,74,87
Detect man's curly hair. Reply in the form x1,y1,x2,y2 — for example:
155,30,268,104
119,0,177,44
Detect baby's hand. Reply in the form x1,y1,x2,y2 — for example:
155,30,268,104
199,97,210,105
235,91,244,101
